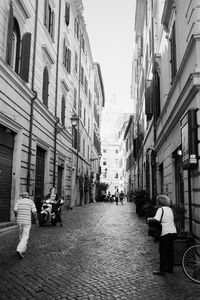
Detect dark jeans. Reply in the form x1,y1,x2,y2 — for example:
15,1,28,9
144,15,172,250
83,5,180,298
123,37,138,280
159,233,176,273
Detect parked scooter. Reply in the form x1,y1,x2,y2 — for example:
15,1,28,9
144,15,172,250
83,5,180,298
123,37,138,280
39,197,64,226
38,187,64,226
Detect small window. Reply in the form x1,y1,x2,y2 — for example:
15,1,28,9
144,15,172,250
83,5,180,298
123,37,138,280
103,161,107,166
115,173,118,179
74,17,79,39
65,2,70,26
82,36,85,53
42,67,49,107
103,149,107,153
44,0,55,41
115,149,118,154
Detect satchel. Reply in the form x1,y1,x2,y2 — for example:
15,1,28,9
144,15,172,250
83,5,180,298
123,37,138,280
148,208,164,239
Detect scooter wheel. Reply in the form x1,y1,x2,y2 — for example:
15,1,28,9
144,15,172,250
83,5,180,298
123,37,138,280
39,214,46,226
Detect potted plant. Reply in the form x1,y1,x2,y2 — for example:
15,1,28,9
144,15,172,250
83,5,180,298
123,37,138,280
133,189,148,216
171,204,194,265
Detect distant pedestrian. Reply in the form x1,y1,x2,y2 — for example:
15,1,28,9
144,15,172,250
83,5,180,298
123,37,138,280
119,191,124,204
115,189,119,205
14,192,38,259
147,194,177,275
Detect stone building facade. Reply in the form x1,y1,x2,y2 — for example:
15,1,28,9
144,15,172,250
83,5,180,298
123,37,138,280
133,0,200,238
0,0,104,225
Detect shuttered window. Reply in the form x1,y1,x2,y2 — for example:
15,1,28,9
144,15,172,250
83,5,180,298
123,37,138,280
42,67,49,107
63,39,71,74
65,2,70,26
153,71,160,121
61,96,66,126
20,33,31,82
6,2,31,82
170,22,177,83
44,0,55,41
145,80,153,120
73,87,77,110
6,1,14,66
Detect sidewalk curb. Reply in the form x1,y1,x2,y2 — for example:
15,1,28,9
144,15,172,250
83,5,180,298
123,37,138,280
0,225,18,234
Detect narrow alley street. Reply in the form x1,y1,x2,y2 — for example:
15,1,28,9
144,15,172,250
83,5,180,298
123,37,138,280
0,202,199,300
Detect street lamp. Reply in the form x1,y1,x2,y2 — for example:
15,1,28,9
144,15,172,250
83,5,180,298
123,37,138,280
70,113,79,127
90,152,102,162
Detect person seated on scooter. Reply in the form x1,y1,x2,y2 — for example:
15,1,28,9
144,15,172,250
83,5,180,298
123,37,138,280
46,187,63,226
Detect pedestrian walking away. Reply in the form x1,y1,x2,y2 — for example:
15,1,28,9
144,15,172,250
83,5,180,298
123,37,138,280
115,189,119,205
119,190,124,205
147,194,177,275
14,192,38,259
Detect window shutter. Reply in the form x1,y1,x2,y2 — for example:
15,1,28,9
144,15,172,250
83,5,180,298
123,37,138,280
170,22,177,81
20,33,31,82
50,11,55,41
153,71,160,120
65,3,70,26
63,38,66,65
42,67,49,107
52,11,55,41
145,80,153,120
78,130,80,152
6,1,14,65
67,49,71,74
61,96,65,126
44,0,49,26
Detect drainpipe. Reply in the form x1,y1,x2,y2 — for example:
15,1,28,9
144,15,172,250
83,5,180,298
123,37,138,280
188,170,193,234
53,0,61,186
151,4,157,200
27,0,38,193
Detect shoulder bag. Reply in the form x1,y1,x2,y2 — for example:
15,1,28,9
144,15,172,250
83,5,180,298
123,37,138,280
148,208,164,240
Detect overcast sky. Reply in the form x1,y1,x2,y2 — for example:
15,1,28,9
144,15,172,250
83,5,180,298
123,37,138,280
82,0,135,113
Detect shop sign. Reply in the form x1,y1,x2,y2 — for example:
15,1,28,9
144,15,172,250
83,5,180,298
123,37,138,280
180,109,198,169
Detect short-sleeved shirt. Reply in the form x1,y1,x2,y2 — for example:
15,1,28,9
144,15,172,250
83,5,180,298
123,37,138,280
14,198,37,225
154,206,177,236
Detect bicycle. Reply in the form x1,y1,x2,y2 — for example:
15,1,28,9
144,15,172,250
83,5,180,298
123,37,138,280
182,244,200,283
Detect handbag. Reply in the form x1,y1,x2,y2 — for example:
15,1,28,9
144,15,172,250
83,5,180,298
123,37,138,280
148,208,164,239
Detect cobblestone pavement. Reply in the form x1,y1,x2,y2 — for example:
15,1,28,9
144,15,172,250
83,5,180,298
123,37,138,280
0,202,200,300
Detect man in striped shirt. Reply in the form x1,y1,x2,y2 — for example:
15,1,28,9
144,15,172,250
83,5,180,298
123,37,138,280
14,192,38,259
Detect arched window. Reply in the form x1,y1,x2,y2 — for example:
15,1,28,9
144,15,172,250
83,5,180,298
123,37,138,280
42,67,49,107
61,96,66,126
6,2,31,82
9,18,20,74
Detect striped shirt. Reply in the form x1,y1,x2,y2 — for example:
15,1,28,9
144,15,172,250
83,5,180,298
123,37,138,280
14,198,37,225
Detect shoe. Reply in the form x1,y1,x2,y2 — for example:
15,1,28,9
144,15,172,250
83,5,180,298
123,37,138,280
17,251,24,259
153,270,166,275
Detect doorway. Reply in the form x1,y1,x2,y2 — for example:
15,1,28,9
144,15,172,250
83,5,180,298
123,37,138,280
175,153,185,232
